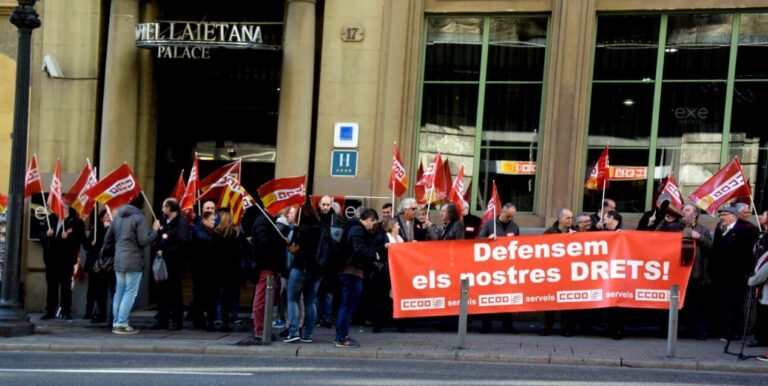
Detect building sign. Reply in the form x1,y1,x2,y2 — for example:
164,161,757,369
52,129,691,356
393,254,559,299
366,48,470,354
341,25,365,42
495,161,536,175
331,150,358,177
609,166,647,181
135,21,280,59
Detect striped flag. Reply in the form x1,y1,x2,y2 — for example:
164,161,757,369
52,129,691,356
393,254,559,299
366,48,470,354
218,175,254,225
69,162,98,219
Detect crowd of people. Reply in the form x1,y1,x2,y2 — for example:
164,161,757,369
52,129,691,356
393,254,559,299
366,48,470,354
38,193,768,353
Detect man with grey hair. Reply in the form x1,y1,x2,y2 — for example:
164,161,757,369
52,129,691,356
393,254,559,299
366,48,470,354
396,198,426,242
575,213,593,232
544,208,575,234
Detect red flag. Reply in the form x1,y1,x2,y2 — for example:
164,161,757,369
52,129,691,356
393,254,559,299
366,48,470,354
310,195,346,211
84,164,142,209
417,153,442,189
415,164,426,205
389,144,409,197
47,159,66,220
70,164,98,219
439,158,453,201
24,155,43,198
0,192,8,213
688,156,752,216
463,180,472,202
448,164,466,217
257,175,307,216
180,155,199,211
63,161,92,205
199,160,241,195
480,181,501,230
585,146,610,191
170,169,186,202
660,174,684,210
218,175,255,225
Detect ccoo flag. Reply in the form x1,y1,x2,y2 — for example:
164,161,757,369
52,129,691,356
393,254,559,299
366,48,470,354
24,155,44,198
47,159,67,221
585,146,610,191
660,174,684,210
480,180,501,230
257,175,306,216
389,144,409,197
85,163,143,208
69,163,98,219
170,169,186,202
448,164,466,218
688,156,752,216
180,155,199,212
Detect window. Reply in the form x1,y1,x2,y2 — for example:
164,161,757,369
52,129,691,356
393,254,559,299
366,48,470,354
585,12,768,214
418,16,549,212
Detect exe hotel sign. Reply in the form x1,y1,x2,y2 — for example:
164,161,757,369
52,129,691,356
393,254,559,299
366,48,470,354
135,21,280,59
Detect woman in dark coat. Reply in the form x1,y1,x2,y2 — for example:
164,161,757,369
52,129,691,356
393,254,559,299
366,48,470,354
212,209,248,332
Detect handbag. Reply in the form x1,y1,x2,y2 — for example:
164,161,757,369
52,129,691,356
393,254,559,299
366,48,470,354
152,254,169,282
92,250,114,274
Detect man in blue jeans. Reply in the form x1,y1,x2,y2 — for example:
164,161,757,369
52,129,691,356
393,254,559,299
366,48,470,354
335,209,380,348
102,197,160,335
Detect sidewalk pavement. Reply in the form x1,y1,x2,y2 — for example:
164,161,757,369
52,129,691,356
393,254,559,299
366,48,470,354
1,312,766,374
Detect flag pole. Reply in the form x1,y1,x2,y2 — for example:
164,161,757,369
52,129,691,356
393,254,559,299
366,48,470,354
93,202,98,243
493,202,497,236
751,193,763,232
600,178,608,222
252,201,290,243
140,191,157,221
105,205,114,222
425,184,434,216
392,180,396,213
39,190,51,230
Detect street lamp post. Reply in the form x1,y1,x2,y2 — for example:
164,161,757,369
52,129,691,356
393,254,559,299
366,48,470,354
0,0,40,337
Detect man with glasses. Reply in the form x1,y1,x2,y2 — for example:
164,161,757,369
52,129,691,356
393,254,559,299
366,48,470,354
396,198,427,242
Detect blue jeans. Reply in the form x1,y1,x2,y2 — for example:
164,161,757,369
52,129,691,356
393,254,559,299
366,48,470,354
113,271,142,327
335,274,362,342
287,268,321,339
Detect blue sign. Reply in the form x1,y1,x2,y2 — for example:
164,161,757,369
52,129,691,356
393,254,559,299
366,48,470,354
330,150,358,177
339,125,354,141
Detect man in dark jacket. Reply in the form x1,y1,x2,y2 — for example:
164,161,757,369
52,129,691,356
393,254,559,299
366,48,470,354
41,207,85,320
478,203,519,239
102,197,160,334
335,209,379,348
395,198,427,242
711,206,758,340
316,195,345,327
461,201,482,240
429,202,464,240
152,198,189,330
250,209,289,342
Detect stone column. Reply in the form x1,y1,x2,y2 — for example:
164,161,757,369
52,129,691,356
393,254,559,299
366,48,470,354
274,0,316,178
538,0,597,222
99,0,139,174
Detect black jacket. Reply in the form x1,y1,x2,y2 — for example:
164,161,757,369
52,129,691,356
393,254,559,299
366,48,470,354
463,213,482,239
342,219,378,270
42,213,85,268
711,220,759,283
291,222,323,273
543,220,570,234
477,218,519,238
396,214,427,242
157,214,189,264
251,214,286,273
431,220,465,240
83,221,108,273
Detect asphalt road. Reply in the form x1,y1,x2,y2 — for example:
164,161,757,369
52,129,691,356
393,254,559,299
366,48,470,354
0,351,764,386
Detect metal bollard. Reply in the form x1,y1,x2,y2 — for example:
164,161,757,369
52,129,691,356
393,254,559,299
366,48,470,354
263,275,276,344
666,285,680,357
457,279,469,349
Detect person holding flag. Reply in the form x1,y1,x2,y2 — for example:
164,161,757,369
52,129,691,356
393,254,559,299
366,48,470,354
477,184,519,239
40,160,85,320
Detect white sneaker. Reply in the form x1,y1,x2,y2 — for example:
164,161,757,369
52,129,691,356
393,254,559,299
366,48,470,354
113,325,140,335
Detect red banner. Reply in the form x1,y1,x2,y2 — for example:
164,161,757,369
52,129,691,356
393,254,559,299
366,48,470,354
389,231,690,318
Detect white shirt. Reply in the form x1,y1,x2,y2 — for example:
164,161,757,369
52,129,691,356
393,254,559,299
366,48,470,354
387,233,404,244
722,221,736,236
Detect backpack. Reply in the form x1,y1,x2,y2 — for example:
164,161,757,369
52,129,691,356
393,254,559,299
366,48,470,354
316,214,345,269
